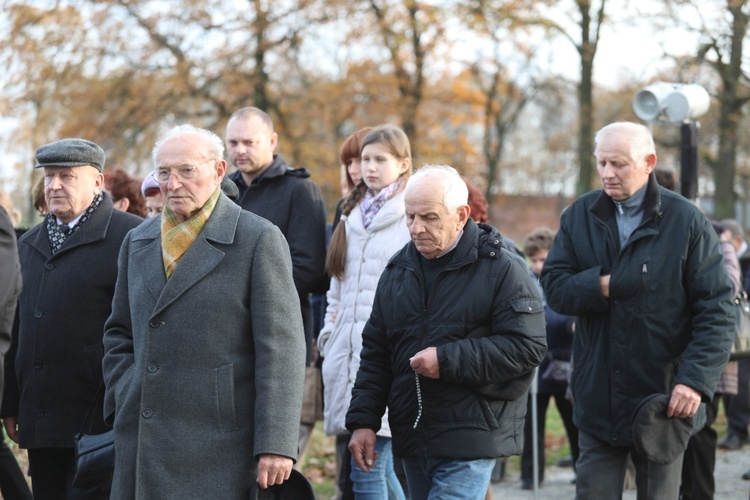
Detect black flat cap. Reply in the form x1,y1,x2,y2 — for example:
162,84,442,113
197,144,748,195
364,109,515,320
632,393,705,464
249,469,316,500
35,138,105,172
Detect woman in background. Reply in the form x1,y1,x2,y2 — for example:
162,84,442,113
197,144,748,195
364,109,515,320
104,168,146,217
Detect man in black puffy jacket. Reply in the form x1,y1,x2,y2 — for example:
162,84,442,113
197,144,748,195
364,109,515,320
541,122,734,499
346,165,547,499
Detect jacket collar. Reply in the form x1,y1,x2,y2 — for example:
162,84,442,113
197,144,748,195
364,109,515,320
391,218,505,270
23,192,115,261
132,192,241,317
590,173,662,223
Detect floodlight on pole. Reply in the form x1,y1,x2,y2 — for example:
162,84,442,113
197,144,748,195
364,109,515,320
631,82,711,201
632,82,710,123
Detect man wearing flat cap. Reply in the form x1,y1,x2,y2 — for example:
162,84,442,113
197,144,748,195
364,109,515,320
1,138,142,499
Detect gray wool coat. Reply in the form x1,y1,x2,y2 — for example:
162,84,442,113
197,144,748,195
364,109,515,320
102,192,306,499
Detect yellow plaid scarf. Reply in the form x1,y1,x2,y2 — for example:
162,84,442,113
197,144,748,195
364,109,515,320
161,187,221,279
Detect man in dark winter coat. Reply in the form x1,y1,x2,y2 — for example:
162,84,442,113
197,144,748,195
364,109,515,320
346,165,547,499
225,107,327,359
541,121,735,499
1,138,142,499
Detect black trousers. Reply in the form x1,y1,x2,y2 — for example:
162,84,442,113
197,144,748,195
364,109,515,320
0,440,31,500
521,390,579,483
680,396,720,500
27,448,110,500
724,358,750,439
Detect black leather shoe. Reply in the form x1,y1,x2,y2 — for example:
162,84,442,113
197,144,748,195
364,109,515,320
521,480,533,490
743,469,750,480
557,455,574,467
719,434,743,450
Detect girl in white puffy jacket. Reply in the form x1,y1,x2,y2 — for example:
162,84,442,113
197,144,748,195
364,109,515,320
319,125,411,500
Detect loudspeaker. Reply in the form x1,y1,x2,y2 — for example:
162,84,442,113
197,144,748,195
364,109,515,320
633,82,675,121
633,82,710,123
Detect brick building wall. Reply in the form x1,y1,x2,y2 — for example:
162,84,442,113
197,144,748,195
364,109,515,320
488,194,575,248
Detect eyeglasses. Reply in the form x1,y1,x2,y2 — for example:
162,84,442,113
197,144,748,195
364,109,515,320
154,159,215,184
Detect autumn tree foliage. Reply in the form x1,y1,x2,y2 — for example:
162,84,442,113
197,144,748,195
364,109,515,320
3,0,750,225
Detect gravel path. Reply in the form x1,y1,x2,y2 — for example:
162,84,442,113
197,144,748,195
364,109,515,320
491,449,750,499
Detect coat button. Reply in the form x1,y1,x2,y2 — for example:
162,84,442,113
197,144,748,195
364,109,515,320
45,264,54,271
33,361,42,369
36,410,44,418
147,365,158,373
489,251,496,257
149,319,160,328
34,311,42,319
142,409,153,418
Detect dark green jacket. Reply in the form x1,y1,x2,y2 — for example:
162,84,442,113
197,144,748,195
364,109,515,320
346,220,547,459
541,174,734,446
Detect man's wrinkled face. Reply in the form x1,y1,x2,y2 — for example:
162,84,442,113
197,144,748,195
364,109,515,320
156,135,226,222
405,176,469,259
596,132,655,201
44,165,103,223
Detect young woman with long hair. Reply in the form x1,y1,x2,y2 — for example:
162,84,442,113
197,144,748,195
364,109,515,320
319,124,412,499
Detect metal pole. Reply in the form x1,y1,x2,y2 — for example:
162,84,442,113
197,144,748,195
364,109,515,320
531,365,539,497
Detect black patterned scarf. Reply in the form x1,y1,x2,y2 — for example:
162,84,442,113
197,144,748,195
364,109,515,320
47,193,103,254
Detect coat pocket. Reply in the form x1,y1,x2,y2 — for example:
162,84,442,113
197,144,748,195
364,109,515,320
215,364,239,432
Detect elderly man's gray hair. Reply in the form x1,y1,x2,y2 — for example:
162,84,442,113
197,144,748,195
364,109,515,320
406,165,469,213
152,124,225,165
594,122,655,163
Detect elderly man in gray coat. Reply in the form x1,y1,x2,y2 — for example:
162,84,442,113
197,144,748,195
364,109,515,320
102,124,306,498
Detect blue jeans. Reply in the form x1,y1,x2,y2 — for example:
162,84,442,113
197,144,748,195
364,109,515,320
576,430,683,500
401,456,494,500
350,436,405,500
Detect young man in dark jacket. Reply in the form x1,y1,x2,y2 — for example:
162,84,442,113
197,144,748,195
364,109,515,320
541,121,735,499
225,107,326,360
346,165,547,499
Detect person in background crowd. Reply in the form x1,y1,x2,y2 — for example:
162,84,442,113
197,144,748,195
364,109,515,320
654,165,677,192
347,165,547,499
0,200,32,500
102,125,305,497
2,138,142,499
333,127,371,231
717,219,750,483
141,172,164,218
318,124,411,500
0,190,21,228
32,175,47,218
520,227,579,491
680,220,741,499
103,168,146,217
541,122,734,499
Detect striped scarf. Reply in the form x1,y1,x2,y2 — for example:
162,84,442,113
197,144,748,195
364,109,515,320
161,188,220,279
